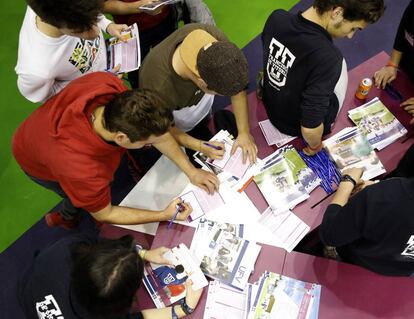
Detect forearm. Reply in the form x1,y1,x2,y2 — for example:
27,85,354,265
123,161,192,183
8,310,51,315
142,305,187,319
92,205,167,224
231,91,250,134
154,131,197,177
301,123,324,148
330,180,355,206
169,126,202,152
388,49,403,67
103,0,145,15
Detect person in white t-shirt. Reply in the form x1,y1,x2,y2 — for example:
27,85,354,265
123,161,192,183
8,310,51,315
15,0,127,103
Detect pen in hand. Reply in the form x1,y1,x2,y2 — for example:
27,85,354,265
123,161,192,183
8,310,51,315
203,142,223,151
167,200,185,229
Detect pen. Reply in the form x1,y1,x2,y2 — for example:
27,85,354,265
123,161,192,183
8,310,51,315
203,142,223,151
167,201,184,229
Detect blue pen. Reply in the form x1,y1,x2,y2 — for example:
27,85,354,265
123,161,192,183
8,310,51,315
203,142,223,151
167,201,184,229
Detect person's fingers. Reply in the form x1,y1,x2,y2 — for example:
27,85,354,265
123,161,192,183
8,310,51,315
249,145,258,163
373,71,381,88
241,145,248,164
230,142,237,155
186,279,194,288
401,98,414,107
112,64,121,73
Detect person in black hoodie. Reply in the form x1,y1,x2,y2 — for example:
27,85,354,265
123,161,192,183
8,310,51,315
20,234,203,319
320,167,414,276
261,0,385,155
374,0,414,122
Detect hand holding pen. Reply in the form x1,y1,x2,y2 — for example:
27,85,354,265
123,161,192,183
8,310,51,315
200,140,225,160
165,198,192,229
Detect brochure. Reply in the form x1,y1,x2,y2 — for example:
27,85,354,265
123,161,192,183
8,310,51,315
142,243,208,308
106,23,141,74
323,127,386,180
258,207,310,252
246,271,321,319
203,281,247,319
190,219,260,290
348,97,407,150
259,119,296,147
253,146,320,213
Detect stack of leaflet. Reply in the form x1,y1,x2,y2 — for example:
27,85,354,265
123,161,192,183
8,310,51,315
245,271,321,319
323,127,386,180
194,130,251,180
348,97,407,150
253,145,321,213
204,280,248,319
143,243,208,308
258,207,310,252
259,119,296,147
190,218,261,290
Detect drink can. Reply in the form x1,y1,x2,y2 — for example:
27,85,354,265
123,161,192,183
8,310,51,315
355,78,372,100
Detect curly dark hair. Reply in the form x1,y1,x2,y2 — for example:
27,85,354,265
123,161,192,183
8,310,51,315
27,0,104,32
313,0,385,24
103,89,173,143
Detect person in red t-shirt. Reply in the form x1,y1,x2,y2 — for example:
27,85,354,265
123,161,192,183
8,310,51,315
12,72,201,229
104,0,178,87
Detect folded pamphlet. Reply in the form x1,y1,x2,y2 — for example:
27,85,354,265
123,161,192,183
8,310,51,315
143,243,208,308
190,218,260,290
259,119,296,147
323,127,386,180
348,97,407,150
106,23,141,74
253,145,320,213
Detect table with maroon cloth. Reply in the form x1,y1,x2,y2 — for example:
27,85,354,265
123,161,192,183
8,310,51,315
101,51,414,318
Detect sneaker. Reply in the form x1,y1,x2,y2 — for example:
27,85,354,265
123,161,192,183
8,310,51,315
256,71,264,100
45,212,79,230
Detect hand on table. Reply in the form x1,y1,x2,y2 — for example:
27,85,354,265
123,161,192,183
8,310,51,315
200,140,225,160
163,198,192,221
144,246,174,265
302,142,323,156
231,132,258,164
342,167,363,185
374,66,398,89
189,168,219,194
184,279,203,309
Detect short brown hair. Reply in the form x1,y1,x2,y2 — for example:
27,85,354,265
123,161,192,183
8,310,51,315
27,0,103,32
197,41,249,96
313,0,385,24
103,89,173,143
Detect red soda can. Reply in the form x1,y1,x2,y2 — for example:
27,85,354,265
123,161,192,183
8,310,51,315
355,78,372,100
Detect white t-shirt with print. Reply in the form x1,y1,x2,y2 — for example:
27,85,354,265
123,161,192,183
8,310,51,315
15,7,111,103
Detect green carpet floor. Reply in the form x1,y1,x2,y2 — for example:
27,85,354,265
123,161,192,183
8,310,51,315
0,0,297,252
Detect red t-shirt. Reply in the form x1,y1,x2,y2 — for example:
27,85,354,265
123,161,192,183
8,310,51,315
111,0,172,32
12,72,128,213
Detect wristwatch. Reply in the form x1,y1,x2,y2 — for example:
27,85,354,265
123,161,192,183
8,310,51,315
341,174,357,187
180,299,195,315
